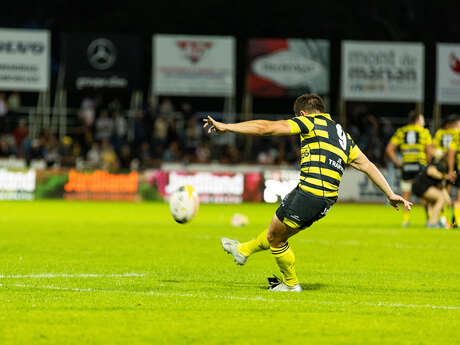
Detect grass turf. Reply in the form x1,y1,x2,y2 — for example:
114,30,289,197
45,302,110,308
1,200,460,344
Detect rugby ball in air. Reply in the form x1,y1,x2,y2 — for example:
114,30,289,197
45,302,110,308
169,185,199,224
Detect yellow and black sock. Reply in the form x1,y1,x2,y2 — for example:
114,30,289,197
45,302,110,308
271,243,298,286
237,229,269,257
455,202,460,225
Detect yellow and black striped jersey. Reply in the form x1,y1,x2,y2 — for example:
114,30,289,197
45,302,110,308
287,113,362,200
433,128,457,154
389,124,432,166
448,132,460,171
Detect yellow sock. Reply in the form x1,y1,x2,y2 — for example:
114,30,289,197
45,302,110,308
271,243,298,286
455,204,460,224
237,229,269,257
403,211,410,223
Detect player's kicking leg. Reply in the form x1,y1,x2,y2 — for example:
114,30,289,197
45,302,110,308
400,179,412,227
222,186,333,292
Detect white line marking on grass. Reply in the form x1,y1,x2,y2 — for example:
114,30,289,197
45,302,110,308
298,238,460,250
0,273,145,279
1,283,459,311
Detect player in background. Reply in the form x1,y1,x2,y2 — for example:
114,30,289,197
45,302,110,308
385,111,434,227
433,114,459,226
446,115,460,225
203,94,411,292
412,154,451,228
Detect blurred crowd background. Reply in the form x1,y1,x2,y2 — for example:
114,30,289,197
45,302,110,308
0,91,404,170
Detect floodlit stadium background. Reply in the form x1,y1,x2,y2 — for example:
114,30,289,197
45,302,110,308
0,1,459,202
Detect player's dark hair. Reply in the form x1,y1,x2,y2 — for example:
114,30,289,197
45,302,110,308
293,94,325,115
408,110,422,124
446,113,460,126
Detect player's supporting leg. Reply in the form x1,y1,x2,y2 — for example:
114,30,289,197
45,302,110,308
424,187,447,228
267,215,302,291
237,229,269,257
401,185,412,226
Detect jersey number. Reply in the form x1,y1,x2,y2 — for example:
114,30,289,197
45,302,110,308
336,124,347,150
442,134,453,148
406,131,417,145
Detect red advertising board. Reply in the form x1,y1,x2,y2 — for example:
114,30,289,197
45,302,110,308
246,38,330,98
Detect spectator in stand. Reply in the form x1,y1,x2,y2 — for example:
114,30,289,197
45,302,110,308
12,119,28,150
45,134,60,167
86,141,101,169
159,98,175,116
180,102,194,119
95,110,113,141
0,135,16,157
153,115,168,149
112,110,127,151
184,116,202,156
26,135,47,165
7,92,21,111
132,109,146,147
195,141,211,163
363,114,382,165
119,144,133,171
162,141,181,162
80,96,96,127
144,96,159,141
101,139,119,171
138,141,153,168
73,110,94,155
0,93,8,134
59,136,77,167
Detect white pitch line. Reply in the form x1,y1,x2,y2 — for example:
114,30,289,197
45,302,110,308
0,273,145,279
1,282,459,311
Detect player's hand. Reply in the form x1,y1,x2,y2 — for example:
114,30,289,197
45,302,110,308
447,170,457,183
388,193,412,211
203,116,228,134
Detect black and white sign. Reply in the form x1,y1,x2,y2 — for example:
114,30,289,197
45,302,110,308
436,43,460,105
0,28,50,91
62,33,142,90
341,41,424,102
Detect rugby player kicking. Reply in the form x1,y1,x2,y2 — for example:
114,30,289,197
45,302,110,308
203,94,412,292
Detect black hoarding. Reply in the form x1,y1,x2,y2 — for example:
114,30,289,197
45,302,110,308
62,33,142,90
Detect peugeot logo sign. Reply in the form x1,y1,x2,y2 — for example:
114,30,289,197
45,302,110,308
87,38,117,70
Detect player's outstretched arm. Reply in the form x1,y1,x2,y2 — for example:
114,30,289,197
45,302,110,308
350,152,412,211
203,116,292,136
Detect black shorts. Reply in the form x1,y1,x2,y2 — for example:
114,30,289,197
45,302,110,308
402,163,423,181
454,170,460,188
275,186,335,230
412,181,428,198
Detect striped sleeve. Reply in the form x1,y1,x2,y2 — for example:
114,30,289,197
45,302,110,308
390,128,402,146
433,130,442,149
423,128,432,144
348,137,362,163
287,116,314,134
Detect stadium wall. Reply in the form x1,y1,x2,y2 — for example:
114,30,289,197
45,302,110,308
0,159,398,203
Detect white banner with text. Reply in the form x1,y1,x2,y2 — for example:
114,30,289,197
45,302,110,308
153,34,235,97
0,28,50,91
341,41,424,102
436,43,460,104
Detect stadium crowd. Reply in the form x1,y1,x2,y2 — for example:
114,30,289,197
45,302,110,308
0,92,396,171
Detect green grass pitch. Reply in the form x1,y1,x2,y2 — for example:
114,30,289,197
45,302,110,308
1,200,460,344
